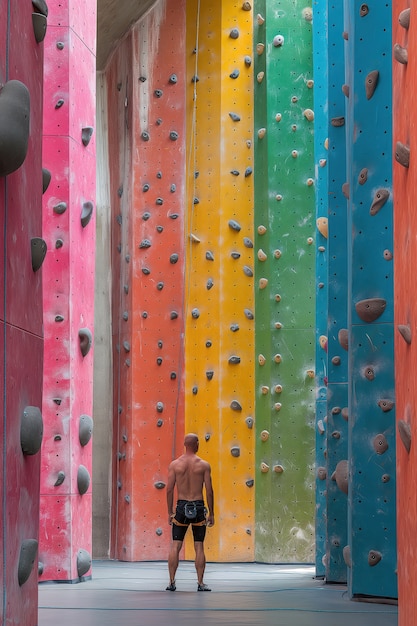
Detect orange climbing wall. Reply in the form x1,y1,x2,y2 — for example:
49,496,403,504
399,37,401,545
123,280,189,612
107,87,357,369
184,0,255,562
109,0,186,561
40,0,97,581
0,0,44,621
392,3,417,624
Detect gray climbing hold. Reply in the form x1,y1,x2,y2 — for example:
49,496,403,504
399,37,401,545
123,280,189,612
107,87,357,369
398,420,411,453
156,528,163,536
81,201,94,227
142,131,150,141
31,237,47,271
377,399,394,412
170,253,179,264
77,549,91,577
228,219,241,232
156,225,164,232
368,550,382,567
228,356,241,364
142,212,151,221
42,168,51,193
206,370,214,380
244,308,254,320
170,184,176,192
157,419,163,427
370,188,389,215
77,465,91,495
244,167,253,177
192,386,198,395
32,13,47,43
398,324,412,344
231,446,240,457
399,8,411,29
191,75,199,83
230,323,239,332
154,89,163,98
54,470,65,486
154,481,166,489
206,278,214,289
243,266,253,277
0,80,30,177
206,251,214,261
55,98,64,109
55,315,64,322
229,112,241,122
373,433,388,455
230,28,239,39
231,251,240,259
169,131,178,141
191,308,200,319
53,201,67,214
18,539,38,586
32,0,48,15
157,282,164,291
245,416,254,429
246,479,254,487
355,298,386,322
38,561,44,575
230,69,240,79
139,239,152,248
243,237,253,248
53,398,62,405
394,43,408,64
56,41,64,50
81,126,94,146
142,267,150,275
170,311,178,319
244,55,252,67
79,414,93,446
395,141,410,168
365,70,379,100
206,340,212,347
79,328,93,357
156,402,164,413
20,406,43,455
143,183,150,192
230,400,242,411
169,74,177,84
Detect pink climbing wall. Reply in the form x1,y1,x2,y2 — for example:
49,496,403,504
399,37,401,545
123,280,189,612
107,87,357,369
392,4,417,625
0,1,45,622
40,0,97,581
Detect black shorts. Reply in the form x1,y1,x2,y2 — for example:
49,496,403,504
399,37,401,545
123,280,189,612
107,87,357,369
172,500,207,542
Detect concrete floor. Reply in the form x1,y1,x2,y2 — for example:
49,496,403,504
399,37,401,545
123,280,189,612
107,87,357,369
38,561,398,626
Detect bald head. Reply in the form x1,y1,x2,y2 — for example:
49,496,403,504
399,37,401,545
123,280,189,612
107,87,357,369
184,433,199,452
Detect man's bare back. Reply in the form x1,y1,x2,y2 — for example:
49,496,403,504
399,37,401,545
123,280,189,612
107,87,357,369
170,454,209,501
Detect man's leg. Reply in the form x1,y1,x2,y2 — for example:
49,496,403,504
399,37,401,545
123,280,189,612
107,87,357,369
167,540,183,589
194,541,210,590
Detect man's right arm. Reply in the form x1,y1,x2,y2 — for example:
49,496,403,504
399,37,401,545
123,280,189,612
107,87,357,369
204,463,214,526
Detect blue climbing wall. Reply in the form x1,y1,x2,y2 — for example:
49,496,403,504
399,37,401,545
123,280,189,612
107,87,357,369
344,0,397,599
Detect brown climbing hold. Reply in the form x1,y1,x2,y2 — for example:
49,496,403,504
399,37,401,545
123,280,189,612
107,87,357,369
398,419,412,453
258,354,266,366
341,408,349,421
331,116,345,127
343,546,352,567
377,399,394,413
365,70,379,100
399,8,411,29
258,127,266,139
383,249,393,261
316,217,328,238
370,188,389,216
317,467,326,481
259,278,268,289
260,430,269,441
368,550,382,567
398,324,412,344
338,328,348,351
342,84,349,97
303,108,314,121
81,201,94,227
274,354,282,363
257,71,264,83
261,385,269,395
393,43,408,64
242,1,251,9
256,43,265,55
355,297,386,323
395,141,410,168
273,464,284,473
257,225,267,235
79,328,93,357
257,13,265,25
260,462,269,473
358,167,368,185
335,460,348,494
364,366,375,381
373,433,388,455
342,182,349,199
359,4,369,16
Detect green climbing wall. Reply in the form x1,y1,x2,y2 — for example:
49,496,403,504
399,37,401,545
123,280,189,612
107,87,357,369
254,0,315,562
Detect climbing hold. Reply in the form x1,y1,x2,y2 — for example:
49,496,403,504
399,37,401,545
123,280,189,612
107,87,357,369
258,225,267,235
230,324,239,332
317,467,326,480
139,239,151,249
331,116,345,127
257,13,265,25
169,131,178,141
373,433,388,455
141,131,150,141
53,201,67,214
370,188,390,216
260,430,269,441
230,169,240,176
230,400,242,412
365,70,379,100
156,401,164,413
332,406,341,415
258,128,266,139
154,481,166,489
246,479,254,487
261,385,269,395
274,354,282,364
359,3,369,16
191,75,199,83
244,309,254,320
368,550,382,567
170,253,179,264
77,549,91,578
303,108,314,121
79,328,93,357
206,370,214,380
256,43,265,55
55,315,64,322
382,474,390,483
245,416,254,429
244,55,252,67
291,150,298,158
229,28,239,39
242,1,251,9
169,74,177,84
395,141,410,168
306,369,315,378
335,460,348,494
343,546,352,567
332,356,341,366
20,406,43,455
0,80,30,177
170,183,176,192
316,217,328,238
206,278,214,290
355,297,386,322
260,463,270,473
229,356,241,365
190,233,201,243
384,249,393,261
142,183,150,192
364,366,375,381
81,126,94,146
77,465,91,495
377,399,394,413
56,41,64,50
244,167,253,177
79,414,93,446
341,84,349,97
243,237,253,248
42,168,51,193
274,402,282,411
32,0,48,15
156,197,163,205
257,71,264,83
231,446,240,457
228,219,241,232
398,324,412,344
243,266,253,277
259,278,268,289
230,69,240,79
18,539,38,586
54,471,65,486
273,35,284,47
274,465,284,474
229,112,241,122
394,43,408,64
341,408,349,421
81,201,94,227
206,251,214,261
398,420,412,453
399,8,411,29
31,237,47,271
317,420,325,434
331,430,341,439
273,250,282,259
142,267,151,275
358,168,368,185
55,98,64,108
191,308,200,319
32,12,47,43
258,249,267,261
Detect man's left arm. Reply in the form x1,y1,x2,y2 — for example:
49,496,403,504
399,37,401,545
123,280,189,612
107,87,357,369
166,462,176,525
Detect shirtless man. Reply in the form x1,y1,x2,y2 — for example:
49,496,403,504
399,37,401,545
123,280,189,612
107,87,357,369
166,433,214,591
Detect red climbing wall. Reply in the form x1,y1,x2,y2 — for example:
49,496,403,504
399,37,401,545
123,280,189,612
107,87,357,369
392,4,417,625
108,0,186,560
40,0,97,581
0,1,45,622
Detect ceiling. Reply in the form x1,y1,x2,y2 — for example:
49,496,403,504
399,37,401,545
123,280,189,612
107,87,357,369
97,0,158,70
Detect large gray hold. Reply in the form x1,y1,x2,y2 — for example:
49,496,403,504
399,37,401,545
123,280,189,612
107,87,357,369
0,81,30,177
18,539,38,586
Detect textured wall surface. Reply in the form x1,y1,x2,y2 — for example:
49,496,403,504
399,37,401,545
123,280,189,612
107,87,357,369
392,2,416,624
0,0,45,622
40,0,97,581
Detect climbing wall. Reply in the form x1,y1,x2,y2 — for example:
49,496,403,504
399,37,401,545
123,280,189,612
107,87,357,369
40,0,97,581
253,0,315,563
392,3,417,624
344,0,397,600
0,0,45,621
108,0,186,561
184,0,255,562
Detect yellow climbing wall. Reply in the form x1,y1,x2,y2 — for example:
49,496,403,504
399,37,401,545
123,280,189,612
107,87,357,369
185,0,255,561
